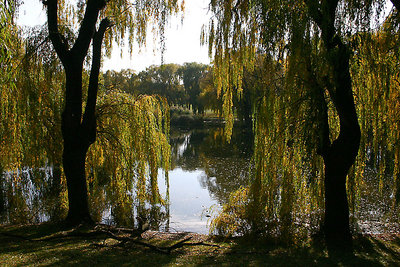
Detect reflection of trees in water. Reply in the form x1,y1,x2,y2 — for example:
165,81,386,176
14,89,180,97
170,126,254,203
199,157,253,203
84,164,169,230
170,128,207,171
170,127,400,236
0,167,65,224
2,126,399,234
0,166,169,231
353,167,400,234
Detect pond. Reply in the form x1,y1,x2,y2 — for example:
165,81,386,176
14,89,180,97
0,125,399,235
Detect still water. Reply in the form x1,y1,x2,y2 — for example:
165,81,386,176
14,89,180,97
0,126,398,235
0,126,253,234
155,126,253,233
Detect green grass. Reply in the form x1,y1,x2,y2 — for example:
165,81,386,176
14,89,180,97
1,223,399,266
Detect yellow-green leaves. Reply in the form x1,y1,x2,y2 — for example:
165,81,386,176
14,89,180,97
351,26,400,207
88,89,170,209
48,0,184,58
205,0,260,141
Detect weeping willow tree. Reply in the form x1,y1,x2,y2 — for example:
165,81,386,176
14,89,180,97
1,0,70,221
16,26,63,172
1,21,171,227
0,1,61,222
42,0,183,225
0,0,20,218
209,53,325,241
205,0,392,248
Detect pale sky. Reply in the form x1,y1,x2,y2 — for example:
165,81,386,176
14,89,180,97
17,0,211,72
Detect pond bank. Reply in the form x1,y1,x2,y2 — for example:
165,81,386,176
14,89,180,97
1,223,399,266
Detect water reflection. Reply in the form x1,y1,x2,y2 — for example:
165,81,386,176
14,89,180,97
160,168,216,233
1,126,398,235
170,126,253,200
353,167,400,234
0,166,64,224
164,126,253,233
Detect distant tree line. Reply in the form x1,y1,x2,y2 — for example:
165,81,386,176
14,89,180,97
102,62,257,128
102,63,213,114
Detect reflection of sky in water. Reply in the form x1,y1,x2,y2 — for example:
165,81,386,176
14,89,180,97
177,135,190,157
158,168,218,234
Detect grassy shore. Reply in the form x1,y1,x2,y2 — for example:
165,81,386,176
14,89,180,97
0,223,399,266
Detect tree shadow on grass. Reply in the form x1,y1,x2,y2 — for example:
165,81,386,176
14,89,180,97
359,234,400,263
1,224,399,266
193,234,399,266
18,241,177,266
0,223,178,266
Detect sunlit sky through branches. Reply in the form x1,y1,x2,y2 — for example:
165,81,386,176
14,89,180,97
17,0,211,72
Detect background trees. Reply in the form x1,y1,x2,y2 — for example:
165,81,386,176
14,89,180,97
134,64,186,105
102,63,222,117
178,62,208,114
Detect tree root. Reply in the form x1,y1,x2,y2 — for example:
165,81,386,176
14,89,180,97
95,229,220,254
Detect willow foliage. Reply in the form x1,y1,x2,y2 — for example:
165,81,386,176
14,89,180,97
204,0,305,140
86,89,170,225
42,0,182,224
1,0,179,224
210,53,326,239
207,0,324,239
351,15,400,210
53,0,184,58
0,0,24,171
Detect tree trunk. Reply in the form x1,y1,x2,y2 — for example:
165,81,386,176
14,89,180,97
305,0,361,251
45,0,109,226
62,65,92,225
307,57,356,249
323,144,356,249
307,42,359,250
322,38,360,251
63,144,92,224
326,35,361,248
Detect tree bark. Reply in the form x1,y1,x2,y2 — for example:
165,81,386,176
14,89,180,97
45,0,109,226
63,143,91,224
62,62,92,225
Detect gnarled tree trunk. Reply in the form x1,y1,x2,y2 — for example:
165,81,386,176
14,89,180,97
322,40,360,249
